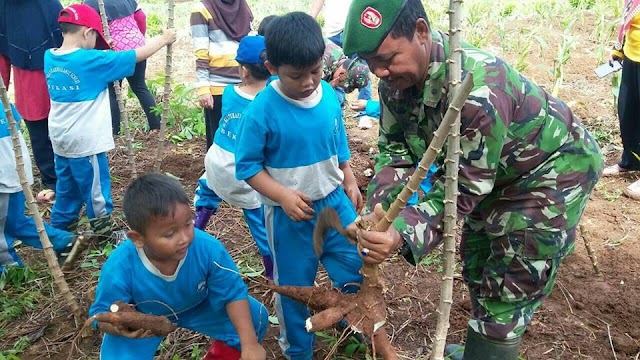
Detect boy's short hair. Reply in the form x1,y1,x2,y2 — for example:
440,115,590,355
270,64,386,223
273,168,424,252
123,173,190,234
239,52,270,80
59,22,85,35
257,15,278,36
265,12,324,69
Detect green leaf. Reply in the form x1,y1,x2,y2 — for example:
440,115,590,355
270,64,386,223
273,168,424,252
268,315,279,325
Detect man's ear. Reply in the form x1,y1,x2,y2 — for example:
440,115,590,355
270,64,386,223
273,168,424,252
415,18,431,43
128,230,145,248
264,60,277,76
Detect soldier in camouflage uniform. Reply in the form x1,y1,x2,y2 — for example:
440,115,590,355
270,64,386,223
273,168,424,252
341,0,603,358
322,38,370,106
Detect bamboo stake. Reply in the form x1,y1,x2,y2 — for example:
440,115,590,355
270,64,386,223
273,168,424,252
579,223,601,276
430,1,465,359
153,0,175,172
97,0,137,177
0,73,83,325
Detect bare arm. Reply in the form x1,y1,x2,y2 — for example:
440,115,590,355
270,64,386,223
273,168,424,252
309,0,325,19
340,161,363,213
246,170,289,204
134,29,176,62
226,300,266,360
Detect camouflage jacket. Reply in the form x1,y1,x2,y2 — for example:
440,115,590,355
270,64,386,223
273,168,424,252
368,30,602,265
322,38,370,93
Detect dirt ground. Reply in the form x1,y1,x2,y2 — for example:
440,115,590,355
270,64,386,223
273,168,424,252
2,10,640,360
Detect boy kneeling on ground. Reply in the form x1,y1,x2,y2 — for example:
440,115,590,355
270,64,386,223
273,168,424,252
89,173,268,360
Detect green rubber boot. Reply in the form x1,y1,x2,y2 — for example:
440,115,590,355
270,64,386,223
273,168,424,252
444,325,522,360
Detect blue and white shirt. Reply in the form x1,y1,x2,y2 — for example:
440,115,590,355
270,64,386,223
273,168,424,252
0,103,33,193
205,85,261,209
44,48,136,158
89,229,248,321
235,80,350,206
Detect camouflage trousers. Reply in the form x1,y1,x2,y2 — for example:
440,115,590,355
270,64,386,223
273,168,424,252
460,129,603,340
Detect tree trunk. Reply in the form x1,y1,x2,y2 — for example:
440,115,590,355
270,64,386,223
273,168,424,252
97,0,137,178
153,0,175,172
431,0,464,358
0,74,83,325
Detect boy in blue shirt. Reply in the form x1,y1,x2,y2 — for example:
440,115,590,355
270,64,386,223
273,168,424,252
89,173,268,360
44,4,175,239
0,100,75,272
194,35,273,279
235,12,363,360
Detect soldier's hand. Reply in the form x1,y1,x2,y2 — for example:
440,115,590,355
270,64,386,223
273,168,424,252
98,321,155,339
346,204,404,264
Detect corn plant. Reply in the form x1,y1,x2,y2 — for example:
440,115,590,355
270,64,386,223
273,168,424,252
551,18,577,97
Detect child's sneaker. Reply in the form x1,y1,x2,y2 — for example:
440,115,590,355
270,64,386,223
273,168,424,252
203,340,241,360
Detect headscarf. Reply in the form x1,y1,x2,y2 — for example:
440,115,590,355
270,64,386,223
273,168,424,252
202,0,252,42
615,0,640,50
83,0,138,21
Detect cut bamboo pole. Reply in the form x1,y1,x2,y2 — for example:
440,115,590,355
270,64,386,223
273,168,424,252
97,0,137,177
154,0,175,172
579,223,601,276
0,73,83,325
430,1,465,359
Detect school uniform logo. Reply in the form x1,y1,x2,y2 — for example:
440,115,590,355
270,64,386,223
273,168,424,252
361,7,382,29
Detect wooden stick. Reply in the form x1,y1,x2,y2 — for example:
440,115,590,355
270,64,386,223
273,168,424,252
97,0,137,178
153,0,175,172
375,73,473,232
430,1,465,359
61,232,90,271
579,223,601,276
0,73,83,325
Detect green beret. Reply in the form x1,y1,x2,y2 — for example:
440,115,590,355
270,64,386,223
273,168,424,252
343,0,409,56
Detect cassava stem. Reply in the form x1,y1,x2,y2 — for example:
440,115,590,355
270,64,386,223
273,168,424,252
61,233,89,271
430,0,465,358
153,0,175,172
579,223,600,276
0,73,83,324
97,0,137,177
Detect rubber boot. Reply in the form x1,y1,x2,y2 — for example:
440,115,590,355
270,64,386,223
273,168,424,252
444,325,522,360
203,340,241,360
194,207,216,230
262,255,273,280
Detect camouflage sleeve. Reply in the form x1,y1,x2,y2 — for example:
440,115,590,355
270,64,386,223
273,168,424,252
366,97,419,213
392,85,512,265
322,39,345,82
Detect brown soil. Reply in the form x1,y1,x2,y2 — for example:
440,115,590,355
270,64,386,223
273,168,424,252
3,9,640,360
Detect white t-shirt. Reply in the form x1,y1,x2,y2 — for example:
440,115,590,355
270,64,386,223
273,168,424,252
44,48,136,158
323,0,352,38
0,104,33,193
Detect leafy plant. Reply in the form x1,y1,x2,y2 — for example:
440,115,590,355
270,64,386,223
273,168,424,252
146,75,206,144
146,12,164,37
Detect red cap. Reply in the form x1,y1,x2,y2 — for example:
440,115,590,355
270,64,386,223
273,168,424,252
58,4,110,50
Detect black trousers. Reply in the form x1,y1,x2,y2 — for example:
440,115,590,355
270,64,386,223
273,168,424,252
24,119,56,190
108,60,160,135
618,56,640,170
204,94,223,150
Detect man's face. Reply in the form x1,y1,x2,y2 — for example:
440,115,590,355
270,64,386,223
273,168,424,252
361,19,432,90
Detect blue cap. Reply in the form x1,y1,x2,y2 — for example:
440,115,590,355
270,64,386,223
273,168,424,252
236,35,266,65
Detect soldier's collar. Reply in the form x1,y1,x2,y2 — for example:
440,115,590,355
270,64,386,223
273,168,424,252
421,30,448,108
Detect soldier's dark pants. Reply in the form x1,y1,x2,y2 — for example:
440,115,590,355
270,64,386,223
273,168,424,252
460,126,603,340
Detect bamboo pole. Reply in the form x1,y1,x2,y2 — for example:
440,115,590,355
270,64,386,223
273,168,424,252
579,223,601,276
153,0,175,172
0,73,83,325
97,0,137,177
431,1,464,358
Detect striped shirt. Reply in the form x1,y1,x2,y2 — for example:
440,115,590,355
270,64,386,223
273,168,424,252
190,2,242,97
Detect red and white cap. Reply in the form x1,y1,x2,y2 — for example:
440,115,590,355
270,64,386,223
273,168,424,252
58,4,110,50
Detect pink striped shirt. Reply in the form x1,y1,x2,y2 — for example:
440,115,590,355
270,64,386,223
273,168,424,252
109,14,145,52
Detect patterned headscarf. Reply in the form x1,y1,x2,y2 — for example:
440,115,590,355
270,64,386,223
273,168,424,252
615,0,640,50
